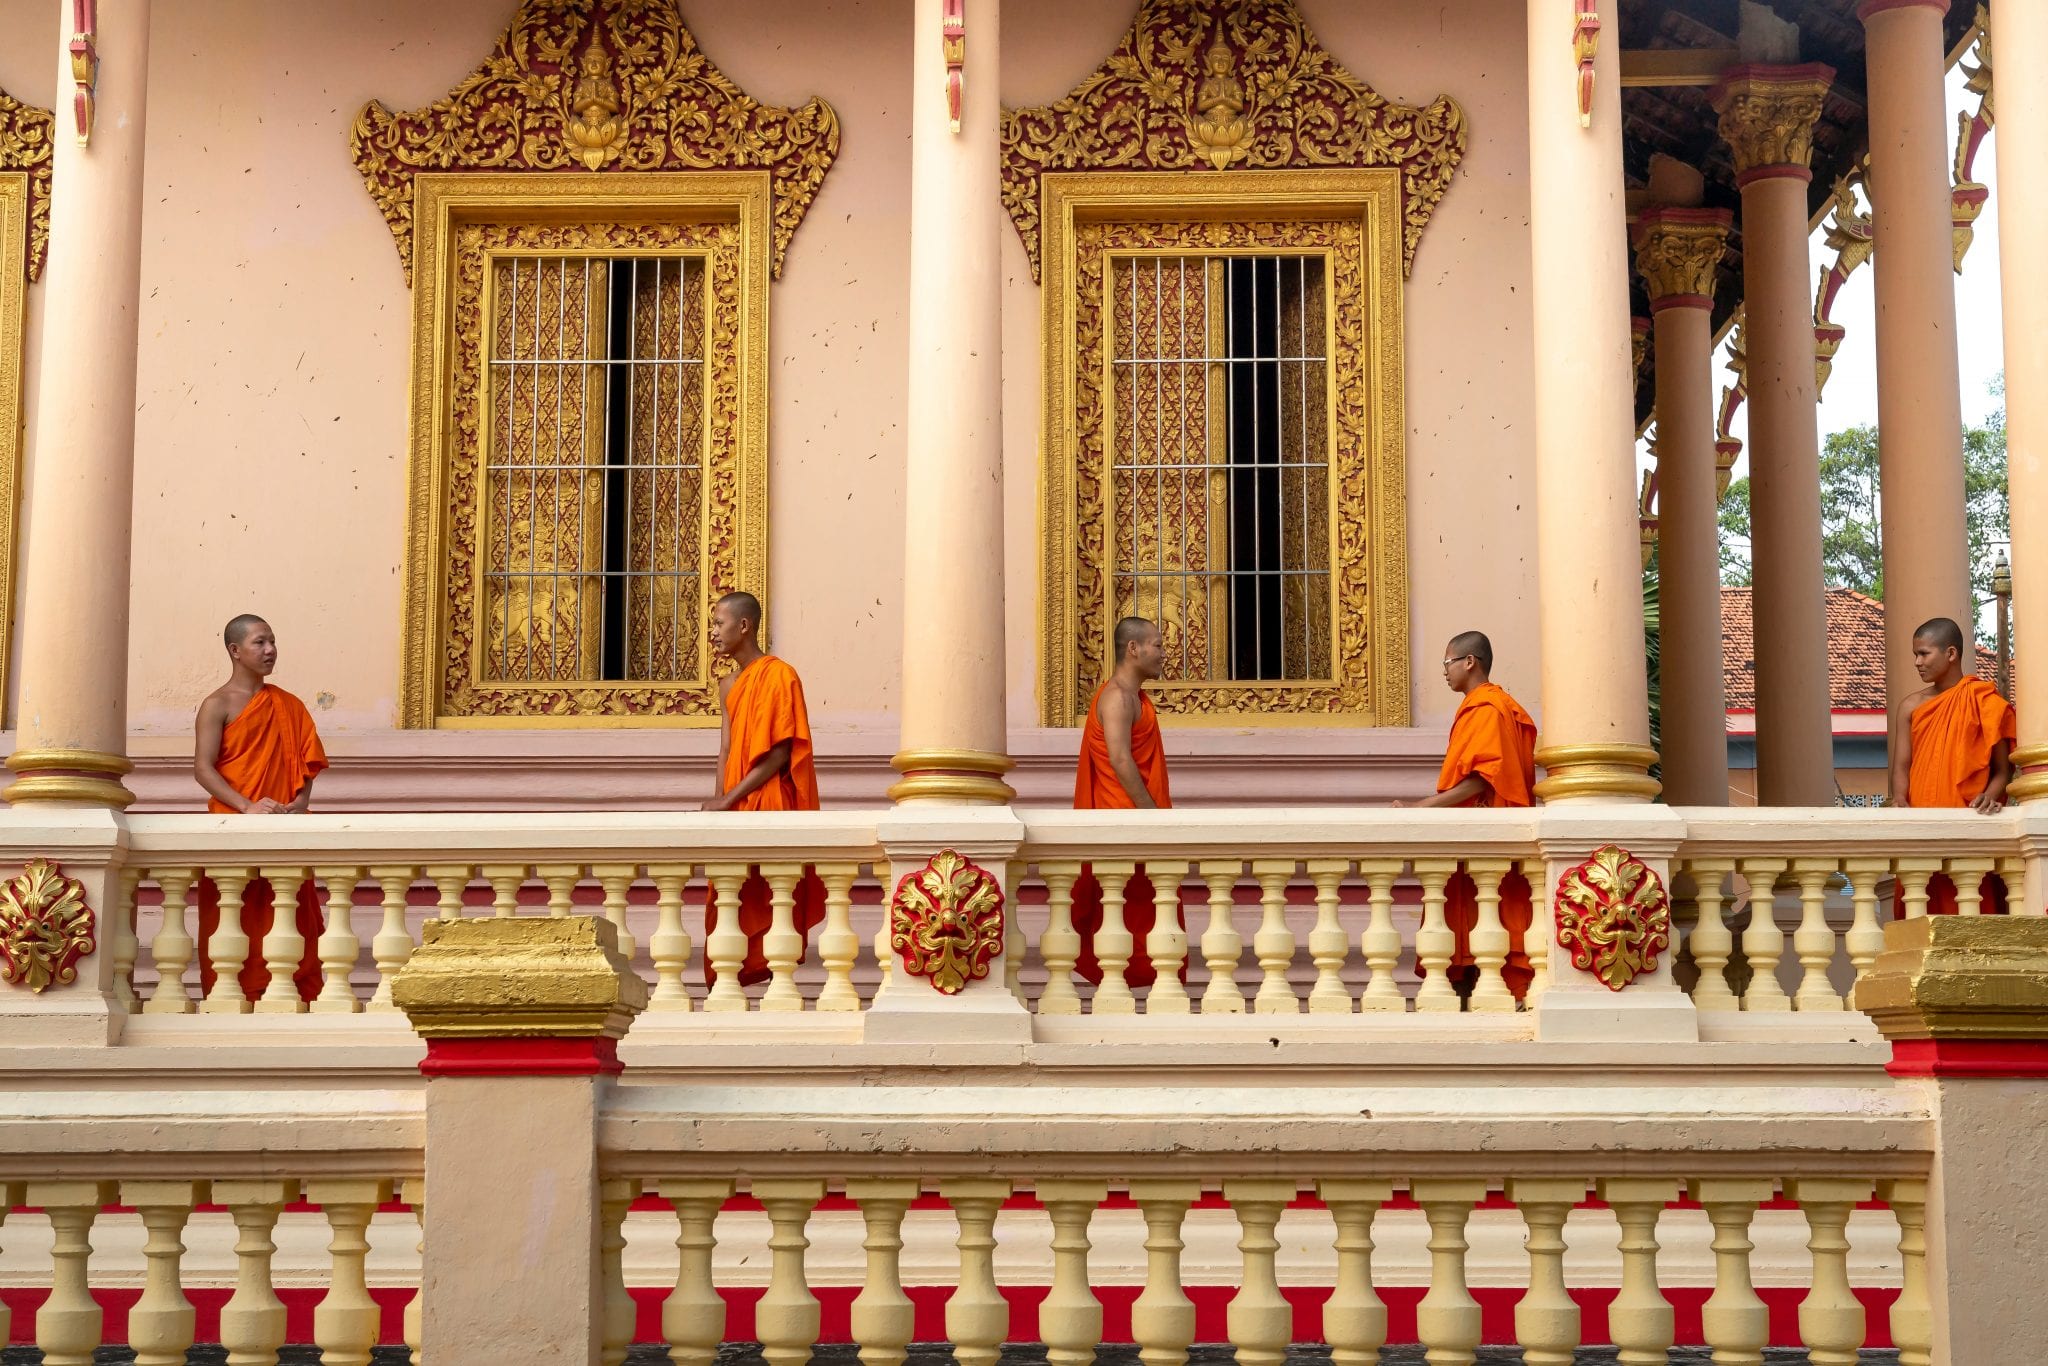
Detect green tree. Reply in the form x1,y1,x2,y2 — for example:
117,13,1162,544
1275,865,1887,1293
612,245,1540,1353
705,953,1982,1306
1717,477,1751,587
1816,425,1882,598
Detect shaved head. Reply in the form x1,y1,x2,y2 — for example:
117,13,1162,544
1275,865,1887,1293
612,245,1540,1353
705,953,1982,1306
1447,630,1493,673
1914,617,1964,654
223,614,270,649
1114,615,1157,659
716,591,762,630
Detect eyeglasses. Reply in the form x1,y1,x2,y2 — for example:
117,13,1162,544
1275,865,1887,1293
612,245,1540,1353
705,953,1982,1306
1441,654,1474,670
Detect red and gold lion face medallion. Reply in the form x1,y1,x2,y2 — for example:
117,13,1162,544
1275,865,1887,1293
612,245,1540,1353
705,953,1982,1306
0,858,97,993
1553,844,1670,992
889,850,1005,995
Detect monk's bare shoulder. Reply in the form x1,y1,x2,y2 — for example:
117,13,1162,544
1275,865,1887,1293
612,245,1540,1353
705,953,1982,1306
196,684,236,725
1894,684,1936,728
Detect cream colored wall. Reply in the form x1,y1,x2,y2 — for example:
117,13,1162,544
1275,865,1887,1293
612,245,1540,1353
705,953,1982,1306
0,0,1538,796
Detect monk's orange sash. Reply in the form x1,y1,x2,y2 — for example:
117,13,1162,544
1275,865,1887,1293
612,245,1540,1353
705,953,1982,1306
208,685,327,814
1074,681,1171,809
1436,682,1538,808
722,656,819,811
1908,676,2015,808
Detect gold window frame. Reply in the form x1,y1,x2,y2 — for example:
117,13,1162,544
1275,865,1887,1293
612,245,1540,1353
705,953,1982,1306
398,172,770,728
0,172,26,725
1038,169,1411,728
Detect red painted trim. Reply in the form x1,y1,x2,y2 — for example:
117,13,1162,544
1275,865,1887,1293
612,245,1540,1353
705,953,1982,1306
420,1036,622,1077
1649,294,1713,314
1636,207,1733,231
1735,165,1815,189
1887,1038,2048,1079
1857,0,1946,19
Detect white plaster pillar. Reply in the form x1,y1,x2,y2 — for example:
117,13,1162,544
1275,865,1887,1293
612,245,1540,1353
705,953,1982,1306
889,0,1013,805
1524,0,1659,802
1713,65,1837,806
5,0,151,807
1861,0,1974,706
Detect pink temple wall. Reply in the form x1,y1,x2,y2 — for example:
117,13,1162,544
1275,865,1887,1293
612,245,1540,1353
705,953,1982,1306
0,0,1537,807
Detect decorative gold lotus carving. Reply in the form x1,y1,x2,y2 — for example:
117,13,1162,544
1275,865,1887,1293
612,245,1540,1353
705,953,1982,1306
1000,0,1467,282
1554,845,1671,992
0,858,96,993
889,850,1005,996
0,83,53,281
349,0,839,282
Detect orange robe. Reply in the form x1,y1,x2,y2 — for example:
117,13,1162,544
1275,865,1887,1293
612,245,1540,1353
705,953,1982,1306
1898,678,2018,917
1072,681,1180,989
197,686,330,1003
704,655,826,986
1437,683,1540,1000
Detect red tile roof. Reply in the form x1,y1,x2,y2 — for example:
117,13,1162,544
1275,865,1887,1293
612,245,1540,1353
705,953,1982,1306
1720,587,1998,712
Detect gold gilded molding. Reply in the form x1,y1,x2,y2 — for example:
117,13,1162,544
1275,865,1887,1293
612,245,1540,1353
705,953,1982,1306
889,850,1005,995
349,0,839,283
0,86,51,280
0,174,25,730
1037,170,1409,728
398,173,770,728
1000,0,1467,283
2,746,135,808
392,915,647,1038
2009,744,2048,804
1712,67,1832,178
888,747,1019,803
0,859,95,993
1634,211,1729,305
1854,916,2048,1039
1532,742,1661,802
1553,844,1671,991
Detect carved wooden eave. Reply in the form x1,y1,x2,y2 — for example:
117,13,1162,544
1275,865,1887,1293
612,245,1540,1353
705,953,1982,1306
1000,0,1469,282
0,84,54,281
349,0,840,283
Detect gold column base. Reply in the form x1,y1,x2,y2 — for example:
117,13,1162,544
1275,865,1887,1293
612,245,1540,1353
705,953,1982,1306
888,747,1017,805
4,748,136,808
1533,742,1662,803
2008,744,2048,804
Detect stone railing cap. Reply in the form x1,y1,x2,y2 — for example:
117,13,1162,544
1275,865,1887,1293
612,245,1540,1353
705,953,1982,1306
1853,916,2048,1042
393,916,648,1040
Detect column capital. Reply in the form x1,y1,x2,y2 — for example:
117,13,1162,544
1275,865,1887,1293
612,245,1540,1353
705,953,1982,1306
1857,0,1947,20
1712,64,1835,185
1634,207,1732,311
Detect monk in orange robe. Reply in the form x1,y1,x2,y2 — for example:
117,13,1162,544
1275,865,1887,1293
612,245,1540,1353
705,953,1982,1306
193,615,329,1003
1890,616,2016,916
700,591,825,985
1397,631,1540,1000
1072,616,1180,990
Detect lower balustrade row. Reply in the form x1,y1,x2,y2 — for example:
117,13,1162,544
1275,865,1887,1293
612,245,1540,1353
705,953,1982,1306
0,1175,1927,1364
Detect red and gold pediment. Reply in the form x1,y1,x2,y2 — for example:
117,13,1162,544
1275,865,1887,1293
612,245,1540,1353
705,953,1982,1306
1001,0,1467,281
350,0,840,282
0,84,54,281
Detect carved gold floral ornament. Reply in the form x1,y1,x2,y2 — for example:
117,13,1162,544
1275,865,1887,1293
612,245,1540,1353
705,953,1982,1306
0,858,96,993
0,83,54,281
1553,844,1671,992
889,850,1005,996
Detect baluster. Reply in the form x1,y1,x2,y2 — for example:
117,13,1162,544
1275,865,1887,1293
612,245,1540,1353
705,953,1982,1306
425,863,471,920
312,865,365,1013
538,862,582,918
1092,860,1138,1014
401,1179,425,1366
255,864,311,1013
704,864,751,1012
1736,859,1789,1011
1306,859,1353,1013
1787,1178,1873,1366
1597,1178,1676,1366
2000,855,2031,915
647,864,694,1010
816,865,862,1012
1879,1178,1933,1366
846,1179,918,1366
310,1178,392,1366
871,866,896,1003
0,1183,17,1349
1895,858,1939,920
1505,1178,1584,1366
1318,1179,1391,1366
1519,856,1553,1004
29,1181,113,1366
942,1179,1012,1366
1791,863,1843,1011
145,867,198,1014
1251,859,1299,1014
1466,858,1515,1012
661,1179,733,1366
202,868,255,1013
123,1180,201,1366
113,865,141,1013
368,866,417,1012
755,1179,825,1366
1225,1179,1295,1366
1841,859,1889,995
482,863,528,918
1038,1180,1109,1366
1003,863,1026,1003
1357,859,1404,1011
1411,1179,1485,1366
1685,860,1738,1010
1145,862,1191,1014
1198,860,1246,1014
1039,865,1083,1015
1129,1179,1200,1366
1413,860,1459,1013
761,865,806,1012
216,1179,296,1366
593,863,640,962
600,1177,639,1366
1688,1178,1772,1366
1949,856,1992,916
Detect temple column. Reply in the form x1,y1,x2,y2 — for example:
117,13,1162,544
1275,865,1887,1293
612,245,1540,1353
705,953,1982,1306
1861,0,1973,703
1525,0,1658,803
1713,67,1836,807
4,0,152,807
1996,0,2048,802
1637,208,1734,807
888,0,1013,805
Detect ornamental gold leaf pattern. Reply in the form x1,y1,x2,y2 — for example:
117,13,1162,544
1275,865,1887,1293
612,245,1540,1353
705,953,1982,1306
1634,220,1729,304
1553,844,1671,992
349,0,839,282
1712,74,1830,178
0,858,95,993
889,850,1005,996
1000,0,1467,282
0,84,53,281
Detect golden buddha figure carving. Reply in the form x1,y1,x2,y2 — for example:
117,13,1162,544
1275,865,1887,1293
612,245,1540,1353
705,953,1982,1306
566,45,625,170
1190,32,1248,169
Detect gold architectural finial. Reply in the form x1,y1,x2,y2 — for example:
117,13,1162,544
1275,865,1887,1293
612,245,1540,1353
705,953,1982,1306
1190,29,1249,169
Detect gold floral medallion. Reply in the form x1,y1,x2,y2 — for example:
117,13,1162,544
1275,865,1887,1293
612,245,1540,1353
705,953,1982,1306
1554,845,1671,992
889,850,1005,996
